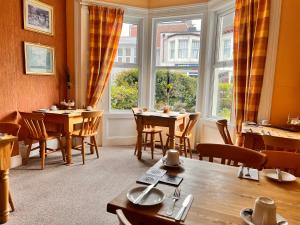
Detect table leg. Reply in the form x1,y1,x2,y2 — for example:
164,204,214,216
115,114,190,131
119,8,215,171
137,117,143,160
0,170,9,224
65,132,72,165
169,124,176,149
90,137,94,154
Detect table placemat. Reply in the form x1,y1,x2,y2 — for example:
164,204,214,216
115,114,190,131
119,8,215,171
237,167,259,181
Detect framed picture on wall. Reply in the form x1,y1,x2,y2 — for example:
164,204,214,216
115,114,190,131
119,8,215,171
23,0,54,35
24,42,55,75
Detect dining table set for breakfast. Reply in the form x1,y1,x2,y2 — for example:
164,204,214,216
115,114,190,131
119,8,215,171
107,150,300,225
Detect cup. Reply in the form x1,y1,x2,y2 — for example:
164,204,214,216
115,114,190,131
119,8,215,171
50,105,57,111
179,108,186,114
86,106,93,111
252,197,277,225
166,149,180,166
261,120,270,126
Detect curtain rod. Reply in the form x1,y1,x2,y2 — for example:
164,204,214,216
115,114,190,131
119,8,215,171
79,1,123,8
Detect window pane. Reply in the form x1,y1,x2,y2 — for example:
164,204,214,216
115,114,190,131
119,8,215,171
155,18,201,66
154,69,197,112
116,23,138,64
217,12,234,62
192,40,200,59
110,68,139,110
211,67,233,120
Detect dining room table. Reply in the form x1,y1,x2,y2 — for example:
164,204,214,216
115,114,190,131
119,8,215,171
34,109,98,165
135,112,188,160
0,135,17,224
107,157,300,225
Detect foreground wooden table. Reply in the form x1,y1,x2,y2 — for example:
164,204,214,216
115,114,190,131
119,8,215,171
136,112,187,160
35,110,84,165
0,135,17,224
107,158,300,225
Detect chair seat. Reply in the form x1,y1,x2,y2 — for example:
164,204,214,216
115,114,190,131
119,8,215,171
72,129,98,137
142,127,163,133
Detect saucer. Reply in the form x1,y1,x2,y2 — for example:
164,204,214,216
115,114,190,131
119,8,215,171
161,158,183,168
240,208,288,225
264,169,296,182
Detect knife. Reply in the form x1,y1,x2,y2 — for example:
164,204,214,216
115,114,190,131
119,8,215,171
175,194,193,221
276,168,282,182
133,183,155,204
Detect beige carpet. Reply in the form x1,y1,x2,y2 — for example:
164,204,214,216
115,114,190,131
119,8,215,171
7,146,162,225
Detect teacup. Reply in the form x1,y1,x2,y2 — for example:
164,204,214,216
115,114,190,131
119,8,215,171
179,108,186,114
50,105,58,111
86,106,93,111
252,197,277,225
166,149,180,166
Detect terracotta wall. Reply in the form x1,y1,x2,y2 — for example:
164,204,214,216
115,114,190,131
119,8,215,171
0,0,67,155
270,0,300,124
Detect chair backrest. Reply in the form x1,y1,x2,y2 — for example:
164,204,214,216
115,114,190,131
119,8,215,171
197,143,267,170
0,122,21,136
216,119,233,145
262,135,300,152
262,150,300,177
19,112,48,140
116,209,132,225
79,111,103,136
182,112,200,137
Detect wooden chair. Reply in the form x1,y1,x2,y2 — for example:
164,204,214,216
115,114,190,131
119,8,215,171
132,108,165,159
0,122,21,212
116,209,132,225
262,150,300,177
262,135,300,152
166,112,200,158
72,111,103,164
19,112,65,170
196,143,267,170
216,119,233,145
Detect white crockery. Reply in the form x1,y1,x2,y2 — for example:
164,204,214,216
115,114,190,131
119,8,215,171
252,197,277,225
50,105,58,111
127,186,165,206
166,149,180,166
264,169,296,182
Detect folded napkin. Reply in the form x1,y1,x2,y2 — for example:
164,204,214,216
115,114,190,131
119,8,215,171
238,167,259,181
157,192,193,222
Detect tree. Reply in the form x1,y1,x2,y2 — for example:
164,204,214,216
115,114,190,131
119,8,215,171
110,68,198,112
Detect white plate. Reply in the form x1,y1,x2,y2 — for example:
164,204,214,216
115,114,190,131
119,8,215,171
240,208,288,225
161,158,183,168
37,109,48,112
264,169,296,182
127,186,165,206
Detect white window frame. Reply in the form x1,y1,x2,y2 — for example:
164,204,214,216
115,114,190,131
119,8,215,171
150,14,203,111
208,8,235,122
108,16,144,112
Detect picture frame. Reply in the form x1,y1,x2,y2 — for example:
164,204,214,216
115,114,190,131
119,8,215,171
24,42,55,75
23,0,54,36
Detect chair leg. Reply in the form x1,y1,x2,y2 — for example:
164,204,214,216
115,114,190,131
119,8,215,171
150,133,154,159
81,138,85,165
165,137,169,150
134,140,137,155
9,192,14,212
144,133,149,151
92,136,99,158
179,138,183,156
187,138,192,159
25,141,33,164
159,132,165,156
40,141,46,170
183,138,188,158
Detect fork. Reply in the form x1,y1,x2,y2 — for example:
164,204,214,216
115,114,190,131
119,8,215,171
166,188,181,216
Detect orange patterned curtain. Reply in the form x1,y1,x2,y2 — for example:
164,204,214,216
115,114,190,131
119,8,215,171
234,0,270,140
86,6,124,107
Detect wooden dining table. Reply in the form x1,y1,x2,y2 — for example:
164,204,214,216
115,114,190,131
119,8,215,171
0,135,17,224
135,112,188,160
34,109,87,165
107,158,300,225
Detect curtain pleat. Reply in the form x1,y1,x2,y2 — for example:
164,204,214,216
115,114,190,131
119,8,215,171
86,6,124,107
